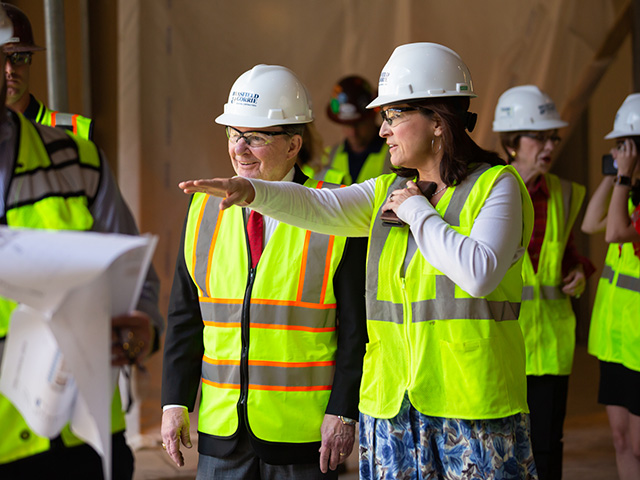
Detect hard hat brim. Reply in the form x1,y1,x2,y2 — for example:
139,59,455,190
367,91,477,109
2,42,45,53
215,112,312,129
493,118,569,132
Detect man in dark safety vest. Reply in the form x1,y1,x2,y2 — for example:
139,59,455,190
0,6,164,479
160,64,367,479
1,2,93,139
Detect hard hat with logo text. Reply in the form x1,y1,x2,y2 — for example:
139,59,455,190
605,93,640,139
492,85,568,132
327,75,376,124
1,3,45,53
215,65,313,128
367,42,475,109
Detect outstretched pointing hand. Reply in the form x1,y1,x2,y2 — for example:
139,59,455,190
179,177,255,210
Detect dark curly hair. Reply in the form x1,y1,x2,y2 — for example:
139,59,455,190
392,96,505,185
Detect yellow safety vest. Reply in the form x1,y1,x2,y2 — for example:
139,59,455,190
360,164,534,420
520,174,585,375
34,98,93,140
184,179,347,443
589,198,640,372
315,143,391,185
0,113,124,465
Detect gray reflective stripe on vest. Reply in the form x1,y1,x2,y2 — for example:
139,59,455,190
54,112,75,129
7,122,99,209
202,359,334,389
202,359,241,386
201,302,336,329
600,265,614,283
522,285,566,301
617,274,640,293
192,196,224,294
443,164,491,226
367,166,520,324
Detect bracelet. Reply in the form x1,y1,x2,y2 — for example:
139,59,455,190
615,175,632,187
339,415,356,426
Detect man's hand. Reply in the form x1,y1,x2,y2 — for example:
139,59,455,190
111,310,154,367
562,264,586,298
179,177,256,210
161,407,192,467
318,414,355,473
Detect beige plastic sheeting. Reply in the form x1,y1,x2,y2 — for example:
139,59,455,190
116,0,622,303
112,0,631,433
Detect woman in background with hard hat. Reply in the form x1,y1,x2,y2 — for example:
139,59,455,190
178,42,538,479
492,85,594,480
582,93,640,480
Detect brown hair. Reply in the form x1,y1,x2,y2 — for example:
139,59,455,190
296,122,325,172
392,97,505,185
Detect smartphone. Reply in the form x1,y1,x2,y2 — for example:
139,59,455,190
602,154,618,176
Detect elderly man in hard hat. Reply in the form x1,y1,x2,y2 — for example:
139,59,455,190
160,64,367,479
305,75,390,185
582,93,640,480
493,85,595,480
1,2,93,139
0,5,164,479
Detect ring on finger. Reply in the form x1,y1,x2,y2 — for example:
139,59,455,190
161,443,166,450
339,452,346,456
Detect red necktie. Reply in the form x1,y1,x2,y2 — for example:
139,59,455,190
247,210,264,268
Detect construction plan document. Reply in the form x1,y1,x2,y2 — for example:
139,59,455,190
0,226,157,480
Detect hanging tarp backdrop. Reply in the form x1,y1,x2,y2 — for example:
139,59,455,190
9,0,634,436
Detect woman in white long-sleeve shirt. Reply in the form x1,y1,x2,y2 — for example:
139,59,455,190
180,42,537,480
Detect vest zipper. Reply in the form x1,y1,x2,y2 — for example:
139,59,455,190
239,266,256,416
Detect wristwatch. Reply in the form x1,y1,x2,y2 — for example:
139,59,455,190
339,415,356,426
615,174,633,187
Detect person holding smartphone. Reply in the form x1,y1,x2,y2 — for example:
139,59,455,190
582,93,640,480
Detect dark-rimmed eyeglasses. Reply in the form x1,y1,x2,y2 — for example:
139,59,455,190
225,126,290,147
5,52,32,66
380,107,421,127
520,132,562,145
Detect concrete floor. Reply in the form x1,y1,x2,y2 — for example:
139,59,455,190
130,344,618,479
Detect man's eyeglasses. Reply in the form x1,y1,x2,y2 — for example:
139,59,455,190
226,126,290,147
5,52,32,66
380,107,421,127
520,132,562,145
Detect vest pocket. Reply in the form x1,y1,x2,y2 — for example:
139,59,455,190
439,336,508,418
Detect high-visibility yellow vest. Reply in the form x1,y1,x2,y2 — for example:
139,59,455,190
314,143,391,185
360,164,534,420
589,198,640,372
520,174,585,376
34,97,93,140
184,179,348,443
0,112,125,465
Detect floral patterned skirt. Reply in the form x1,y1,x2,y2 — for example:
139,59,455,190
359,394,538,480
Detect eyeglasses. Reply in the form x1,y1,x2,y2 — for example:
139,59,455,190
226,126,290,147
5,52,32,66
520,132,562,145
380,107,421,127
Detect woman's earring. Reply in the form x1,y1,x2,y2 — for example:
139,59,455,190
510,150,517,158
431,137,442,154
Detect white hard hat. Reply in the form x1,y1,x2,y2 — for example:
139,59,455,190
604,93,640,139
0,4,13,46
367,42,475,109
215,65,313,128
492,85,568,132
